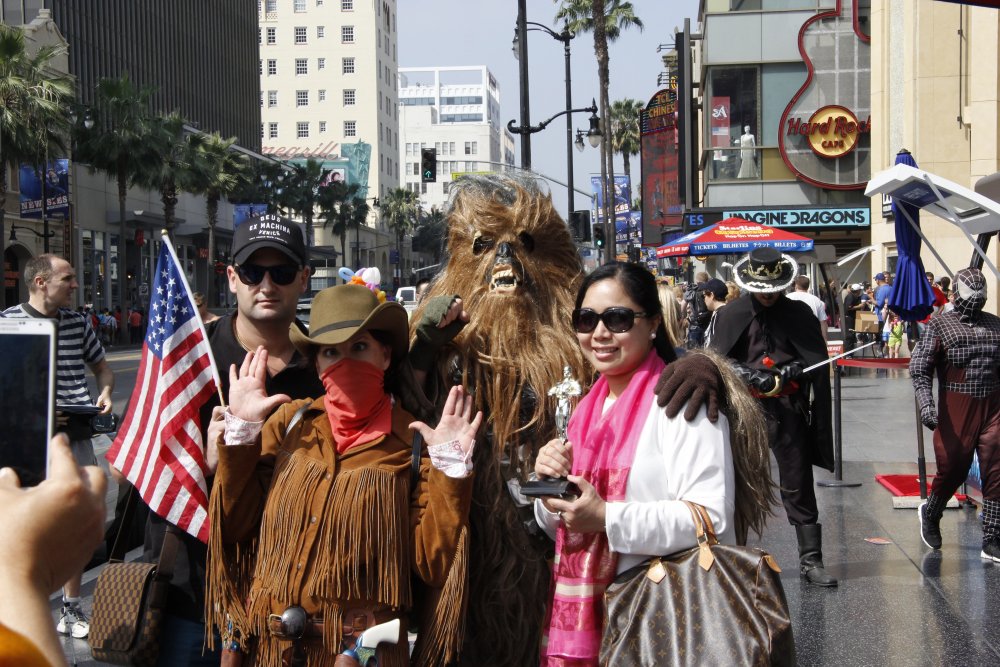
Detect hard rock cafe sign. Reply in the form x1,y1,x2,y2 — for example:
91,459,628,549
786,105,871,159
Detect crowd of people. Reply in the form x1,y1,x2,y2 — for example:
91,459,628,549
1,181,995,665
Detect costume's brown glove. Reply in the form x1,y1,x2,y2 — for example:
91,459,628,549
654,353,723,423
409,295,466,372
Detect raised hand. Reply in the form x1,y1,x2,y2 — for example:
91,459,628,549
227,346,291,423
408,385,483,454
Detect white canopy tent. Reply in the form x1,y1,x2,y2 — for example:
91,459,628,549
865,164,1000,281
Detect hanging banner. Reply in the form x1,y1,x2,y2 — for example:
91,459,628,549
18,159,70,218
640,89,682,244
591,174,632,229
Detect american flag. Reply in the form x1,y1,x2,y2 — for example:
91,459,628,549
107,235,221,543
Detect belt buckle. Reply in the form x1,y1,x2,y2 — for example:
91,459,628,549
273,605,308,640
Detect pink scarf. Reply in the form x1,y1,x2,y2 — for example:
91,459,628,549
541,350,666,665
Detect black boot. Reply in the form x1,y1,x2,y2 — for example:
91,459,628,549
796,524,838,587
918,493,947,550
982,499,1000,563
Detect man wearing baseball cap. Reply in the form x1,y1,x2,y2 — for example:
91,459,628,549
141,213,323,664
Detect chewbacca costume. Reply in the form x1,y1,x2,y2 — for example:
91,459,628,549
410,174,727,665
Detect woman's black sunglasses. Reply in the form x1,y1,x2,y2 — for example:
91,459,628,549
572,307,649,334
235,263,300,286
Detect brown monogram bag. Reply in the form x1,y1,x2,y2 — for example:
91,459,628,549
600,502,795,667
88,524,180,666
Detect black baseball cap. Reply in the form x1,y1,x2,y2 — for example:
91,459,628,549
703,278,728,300
233,214,307,266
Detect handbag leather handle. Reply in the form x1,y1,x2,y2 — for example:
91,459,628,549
682,501,719,572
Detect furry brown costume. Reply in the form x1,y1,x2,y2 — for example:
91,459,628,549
412,174,773,665
411,174,590,666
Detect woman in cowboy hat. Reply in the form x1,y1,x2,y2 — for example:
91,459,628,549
207,283,481,667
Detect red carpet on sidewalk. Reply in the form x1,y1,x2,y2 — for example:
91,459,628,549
874,474,967,502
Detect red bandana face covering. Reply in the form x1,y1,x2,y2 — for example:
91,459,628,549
320,358,393,453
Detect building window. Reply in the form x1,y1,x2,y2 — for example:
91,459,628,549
266,27,276,44
465,161,476,171
344,120,357,137
294,27,307,44
318,57,326,70
342,0,353,9
319,121,327,133
295,58,308,75
267,90,277,107
294,0,306,11
259,59,263,75
260,122,264,138
296,90,308,107
267,59,277,75
297,122,309,138
464,141,477,155
318,89,326,102
317,0,324,5
317,26,325,38
342,57,355,74
258,27,261,44
343,89,356,105
259,91,263,107
265,0,277,12
342,26,354,43
268,122,278,139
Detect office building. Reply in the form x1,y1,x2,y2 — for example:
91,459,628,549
398,65,515,213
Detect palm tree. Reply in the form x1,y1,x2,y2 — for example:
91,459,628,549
0,24,74,307
379,187,421,285
411,206,447,265
188,132,249,306
133,111,199,231
555,0,643,260
610,97,643,190
318,180,366,269
279,158,330,248
73,74,155,308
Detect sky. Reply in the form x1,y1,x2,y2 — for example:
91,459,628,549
397,0,700,219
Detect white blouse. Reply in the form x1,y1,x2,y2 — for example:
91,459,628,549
535,394,736,574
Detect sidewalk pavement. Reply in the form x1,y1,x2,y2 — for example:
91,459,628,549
56,370,1000,665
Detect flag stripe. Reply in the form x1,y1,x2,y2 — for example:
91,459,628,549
106,238,217,543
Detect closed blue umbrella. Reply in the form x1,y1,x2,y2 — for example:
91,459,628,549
888,149,935,320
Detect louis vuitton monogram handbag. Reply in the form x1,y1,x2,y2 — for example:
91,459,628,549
600,501,795,667
88,521,180,666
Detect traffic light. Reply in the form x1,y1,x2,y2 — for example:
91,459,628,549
570,210,591,243
420,147,437,183
593,224,605,248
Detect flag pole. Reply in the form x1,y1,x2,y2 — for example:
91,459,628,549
160,230,227,408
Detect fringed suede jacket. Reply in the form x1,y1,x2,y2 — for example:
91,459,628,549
207,398,472,667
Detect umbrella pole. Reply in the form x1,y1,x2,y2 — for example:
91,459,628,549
914,394,928,500
818,358,861,488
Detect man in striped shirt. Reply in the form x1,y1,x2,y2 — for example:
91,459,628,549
3,254,114,639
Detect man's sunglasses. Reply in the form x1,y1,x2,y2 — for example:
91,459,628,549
572,307,649,334
235,263,300,286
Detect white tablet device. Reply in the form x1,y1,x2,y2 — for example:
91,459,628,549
0,317,57,486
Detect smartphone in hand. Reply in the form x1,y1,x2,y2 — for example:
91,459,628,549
0,318,56,486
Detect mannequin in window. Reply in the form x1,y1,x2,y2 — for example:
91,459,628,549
738,125,757,178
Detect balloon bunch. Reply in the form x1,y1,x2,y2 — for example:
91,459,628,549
338,266,386,303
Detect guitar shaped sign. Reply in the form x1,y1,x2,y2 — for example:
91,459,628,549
778,0,871,190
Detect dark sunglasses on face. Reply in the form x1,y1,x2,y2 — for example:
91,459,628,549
235,263,300,286
572,307,649,334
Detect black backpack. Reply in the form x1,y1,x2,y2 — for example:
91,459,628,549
685,284,712,328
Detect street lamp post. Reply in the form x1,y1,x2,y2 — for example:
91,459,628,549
514,21,577,219
515,0,531,170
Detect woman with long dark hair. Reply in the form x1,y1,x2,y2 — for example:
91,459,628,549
533,262,772,665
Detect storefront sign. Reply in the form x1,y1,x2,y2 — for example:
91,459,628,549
641,87,681,242
786,105,871,158
723,207,870,228
710,97,731,148
262,141,340,159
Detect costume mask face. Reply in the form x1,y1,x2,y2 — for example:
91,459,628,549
953,267,987,320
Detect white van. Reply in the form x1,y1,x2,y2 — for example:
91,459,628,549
395,286,418,315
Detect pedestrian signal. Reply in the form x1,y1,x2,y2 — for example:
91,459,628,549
420,148,437,183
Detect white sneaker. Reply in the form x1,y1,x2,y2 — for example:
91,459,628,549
56,602,90,639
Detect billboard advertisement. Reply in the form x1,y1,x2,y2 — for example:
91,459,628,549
640,89,682,244
234,204,269,229
18,159,70,218
591,174,633,229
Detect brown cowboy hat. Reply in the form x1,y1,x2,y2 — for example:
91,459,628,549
289,284,409,361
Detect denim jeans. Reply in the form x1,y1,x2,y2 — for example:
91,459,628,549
155,614,221,667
